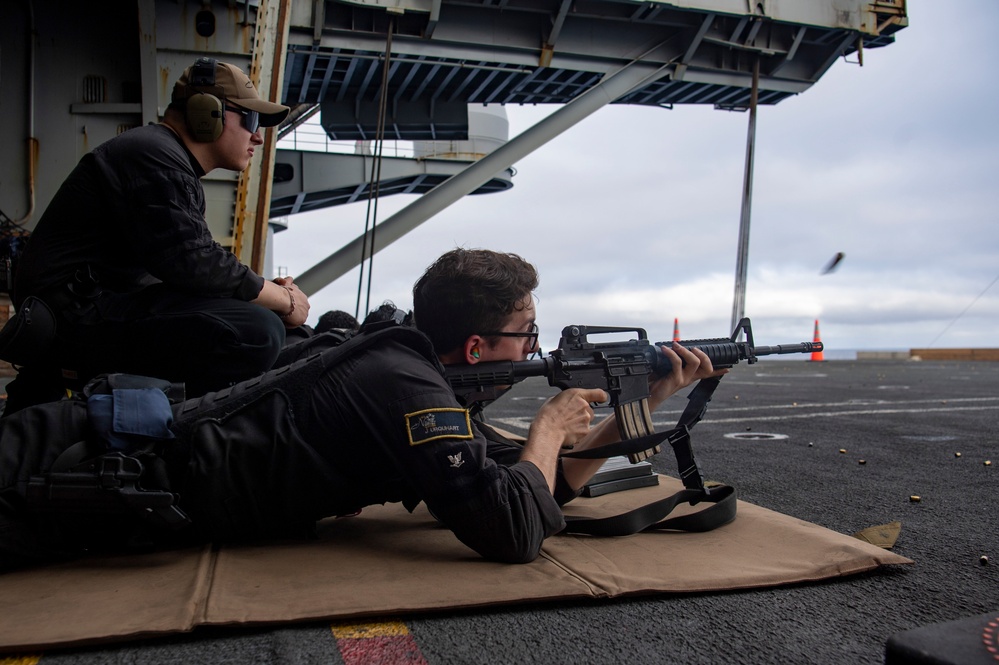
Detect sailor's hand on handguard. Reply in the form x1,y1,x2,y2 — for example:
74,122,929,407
648,343,728,407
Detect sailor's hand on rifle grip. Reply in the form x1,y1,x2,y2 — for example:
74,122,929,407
523,388,608,492
534,388,608,447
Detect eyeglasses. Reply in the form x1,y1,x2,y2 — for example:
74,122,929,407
481,322,539,351
229,105,260,134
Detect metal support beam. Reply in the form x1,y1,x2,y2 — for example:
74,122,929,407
730,55,759,337
296,49,677,296
425,0,441,38
541,0,572,67
770,26,806,76
682,13,714,65
136,0,159,127
235,0,292,275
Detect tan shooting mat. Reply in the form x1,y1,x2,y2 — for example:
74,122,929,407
0,476,911,651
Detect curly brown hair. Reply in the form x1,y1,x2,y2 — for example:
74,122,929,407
413,248,538,355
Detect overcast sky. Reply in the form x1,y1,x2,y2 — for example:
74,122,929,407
274,1,998,354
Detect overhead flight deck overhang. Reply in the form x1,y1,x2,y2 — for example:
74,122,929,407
281,0,906,141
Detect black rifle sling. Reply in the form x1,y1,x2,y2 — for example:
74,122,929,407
560,376,737,536
561,485,736,536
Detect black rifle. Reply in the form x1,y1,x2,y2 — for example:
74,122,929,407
445,317,821,482
447,317,820,411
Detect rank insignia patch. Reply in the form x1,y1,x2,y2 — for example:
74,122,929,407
405,408,473,446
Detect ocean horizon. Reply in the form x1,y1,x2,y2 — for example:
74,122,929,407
755,348,909,361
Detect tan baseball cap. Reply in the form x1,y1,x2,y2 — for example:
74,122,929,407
173,58,290,127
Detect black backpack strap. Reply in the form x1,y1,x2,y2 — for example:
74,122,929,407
560,376,737,536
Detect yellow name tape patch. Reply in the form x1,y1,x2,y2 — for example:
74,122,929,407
405,408,473,446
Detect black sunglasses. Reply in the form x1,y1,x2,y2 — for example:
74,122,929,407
229,105,260,134
481,322,539,351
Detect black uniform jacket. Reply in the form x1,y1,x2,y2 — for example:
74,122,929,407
170,331,573,564
13,123,263,306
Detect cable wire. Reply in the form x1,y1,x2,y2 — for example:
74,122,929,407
355,18,394,321
927,273,999,347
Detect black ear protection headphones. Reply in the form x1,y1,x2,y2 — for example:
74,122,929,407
184,57,226,142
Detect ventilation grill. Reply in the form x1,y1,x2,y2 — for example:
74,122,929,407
82,75,107,103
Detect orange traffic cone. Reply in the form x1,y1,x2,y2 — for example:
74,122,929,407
673,318,681,343
809,319,826,362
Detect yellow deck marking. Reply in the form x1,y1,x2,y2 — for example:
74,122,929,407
331,620,410,639
0,656,42,665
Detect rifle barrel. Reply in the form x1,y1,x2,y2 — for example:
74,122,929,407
754,342,823,356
